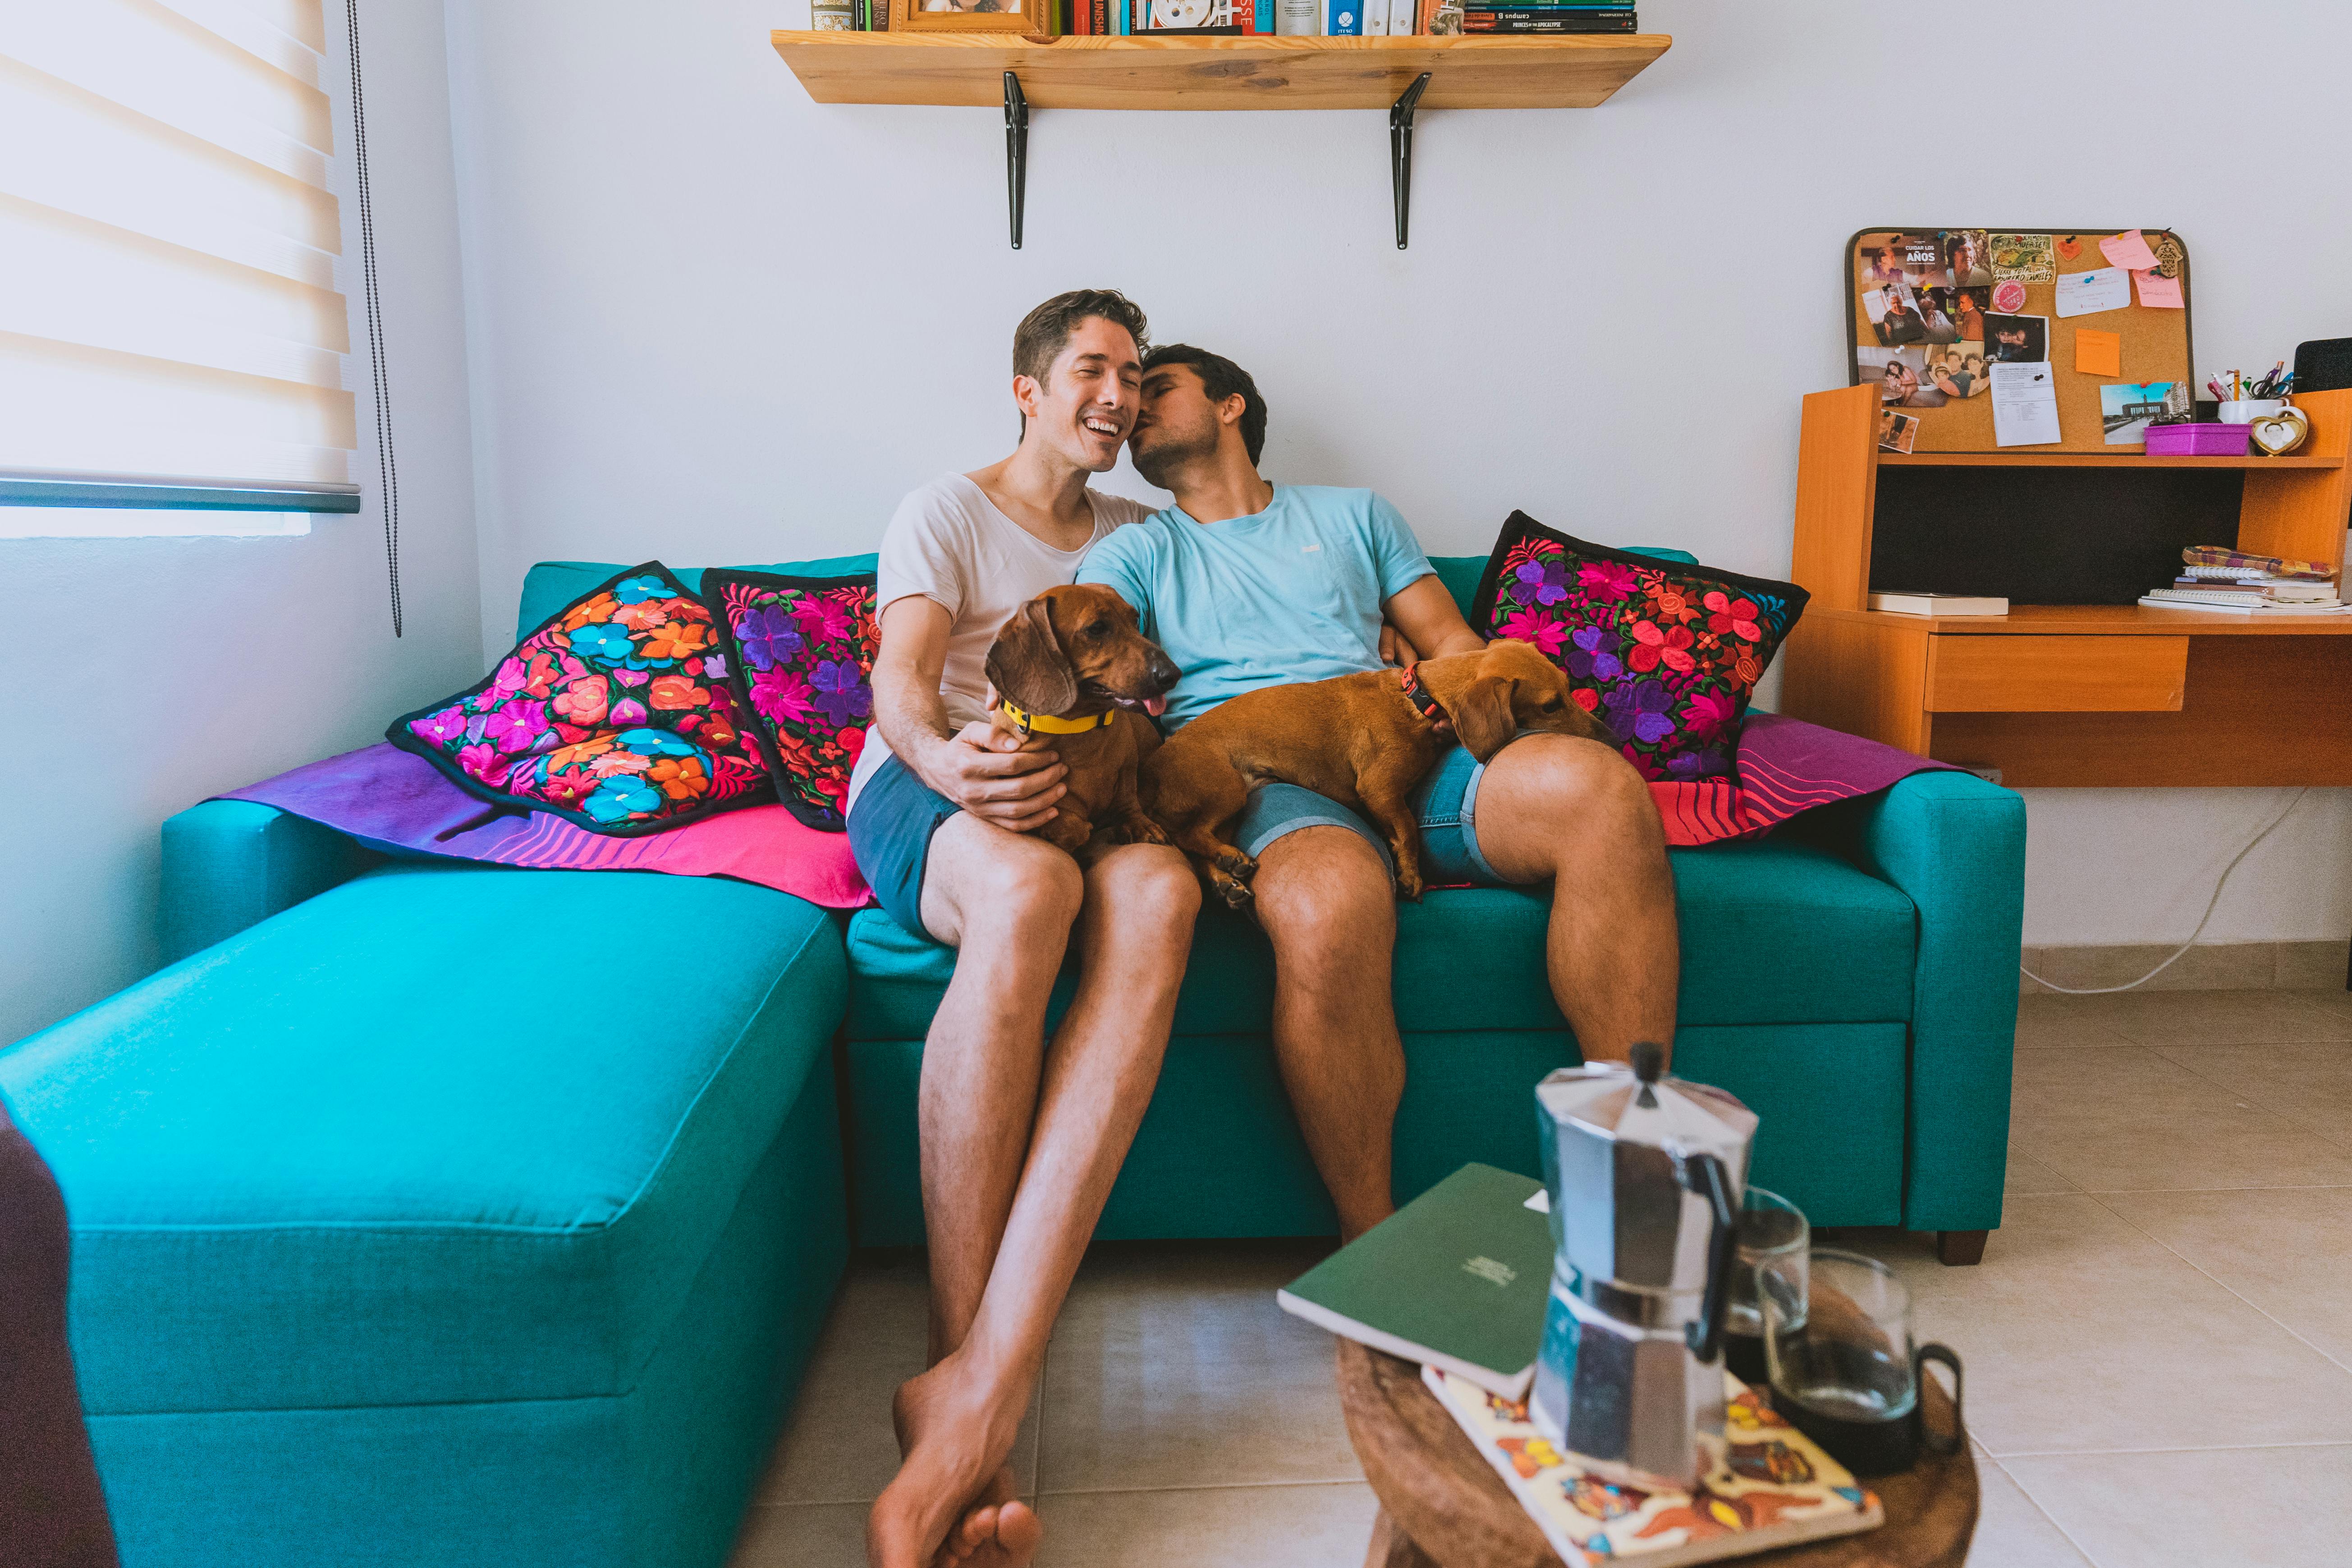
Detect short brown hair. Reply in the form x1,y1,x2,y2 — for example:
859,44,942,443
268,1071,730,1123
1141,344,1267,465
1012,289,1150,385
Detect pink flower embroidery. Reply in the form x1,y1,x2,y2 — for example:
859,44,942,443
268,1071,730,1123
1577,562,1638,602
480,699,549,753
752,667,814,724
1499,609,1570,655
793,596,852,642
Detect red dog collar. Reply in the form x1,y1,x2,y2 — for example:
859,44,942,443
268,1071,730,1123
1398,665,1450,734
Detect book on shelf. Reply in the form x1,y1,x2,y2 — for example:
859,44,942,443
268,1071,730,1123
1276,1162,1551,1398
2139,592,2352,615
1423,1366,1883,1568
1463,11,1639,28
1136,0,1254,27
1867,591,2008,617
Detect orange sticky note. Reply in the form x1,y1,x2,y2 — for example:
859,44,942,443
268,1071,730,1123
2134,269,2184,309
2075,329,2122,376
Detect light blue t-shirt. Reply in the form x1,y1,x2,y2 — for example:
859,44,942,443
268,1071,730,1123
1076,485,1434,730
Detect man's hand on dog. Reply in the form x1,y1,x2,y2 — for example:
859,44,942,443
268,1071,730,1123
923,722,1068,832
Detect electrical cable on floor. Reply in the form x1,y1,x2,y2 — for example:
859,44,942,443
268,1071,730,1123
345,0,401,637
2019,786,2311,995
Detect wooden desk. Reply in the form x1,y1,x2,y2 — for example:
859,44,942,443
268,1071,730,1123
1781,386,2352,786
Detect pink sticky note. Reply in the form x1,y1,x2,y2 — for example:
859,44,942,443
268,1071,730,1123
2134,269,2184,309
2100,229,2160,270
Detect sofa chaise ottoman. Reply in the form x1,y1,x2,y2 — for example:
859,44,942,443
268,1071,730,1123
0,862,848,1568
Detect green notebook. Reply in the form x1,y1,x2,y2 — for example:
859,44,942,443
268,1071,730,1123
1277,1162,1553,1398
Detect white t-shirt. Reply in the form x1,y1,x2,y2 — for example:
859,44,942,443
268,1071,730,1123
846,473,1154,810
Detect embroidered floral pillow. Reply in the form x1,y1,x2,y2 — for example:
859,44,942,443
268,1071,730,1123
386,561,770,834
1467,514,1810,782
701,569,879,831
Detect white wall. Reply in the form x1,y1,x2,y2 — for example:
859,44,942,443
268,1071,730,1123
0,0,483,1045
424,0,2341,950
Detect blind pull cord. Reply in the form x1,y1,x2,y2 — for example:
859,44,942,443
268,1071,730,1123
345,0,400,636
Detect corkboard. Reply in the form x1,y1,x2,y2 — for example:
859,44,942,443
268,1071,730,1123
1845,228,2193,454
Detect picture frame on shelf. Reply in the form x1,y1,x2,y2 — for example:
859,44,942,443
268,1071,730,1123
894,0,1057,32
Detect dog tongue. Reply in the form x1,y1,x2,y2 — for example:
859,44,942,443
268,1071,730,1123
1145,696,1167,716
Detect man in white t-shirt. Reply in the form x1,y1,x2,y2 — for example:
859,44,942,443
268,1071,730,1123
848,292,1192,1568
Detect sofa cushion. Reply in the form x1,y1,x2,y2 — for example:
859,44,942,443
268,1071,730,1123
1466,517,1809,782
0,865,847,1416
703,568,880,830
844,834,1916,1040
391,561,770,835
518,555,882,645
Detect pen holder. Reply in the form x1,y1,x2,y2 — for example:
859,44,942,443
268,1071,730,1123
2220,399,2311,456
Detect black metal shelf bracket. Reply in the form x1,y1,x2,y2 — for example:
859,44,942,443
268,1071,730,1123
1389,72,1430,250
1004,71,1030,250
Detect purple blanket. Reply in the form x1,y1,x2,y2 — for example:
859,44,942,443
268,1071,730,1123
219,716,1949,903
225,745,870,907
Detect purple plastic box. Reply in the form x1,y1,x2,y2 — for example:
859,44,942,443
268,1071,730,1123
2144,422,2252,456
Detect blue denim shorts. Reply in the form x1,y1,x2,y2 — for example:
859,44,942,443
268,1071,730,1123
845,754,961,939
1231,743,1508,887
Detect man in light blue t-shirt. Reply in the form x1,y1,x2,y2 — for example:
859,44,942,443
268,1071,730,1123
1078,345,1679,1242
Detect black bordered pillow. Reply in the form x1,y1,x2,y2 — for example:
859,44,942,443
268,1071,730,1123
1468,513,1810,782
701,568,880,831
387,561,770,834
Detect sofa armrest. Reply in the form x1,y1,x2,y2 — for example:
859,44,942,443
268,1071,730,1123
160,801,386,964
1790,771,2025,1234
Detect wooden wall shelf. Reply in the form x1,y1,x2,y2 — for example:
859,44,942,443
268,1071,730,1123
1779,383,2352,787
769,31,1671,110
770,29,1669,248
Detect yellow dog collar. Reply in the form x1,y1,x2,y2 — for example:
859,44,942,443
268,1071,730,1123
998,698,1114,736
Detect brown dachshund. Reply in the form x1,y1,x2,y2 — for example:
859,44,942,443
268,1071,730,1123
1143,639,1617,908
983,583,1183,860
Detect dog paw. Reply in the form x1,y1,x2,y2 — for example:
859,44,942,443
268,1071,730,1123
1211,872,1256,912
1122,819,1171,847
1212,849,1258,882
1395,869,1425,903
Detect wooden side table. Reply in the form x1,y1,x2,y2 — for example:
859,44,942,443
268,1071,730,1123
1335,1341,1976,1568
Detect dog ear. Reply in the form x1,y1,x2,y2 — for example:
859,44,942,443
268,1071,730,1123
1446,674,1519,763
986,597,1079,717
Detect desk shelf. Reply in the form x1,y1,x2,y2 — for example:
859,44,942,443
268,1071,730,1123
1879,451,2343,470
1781,384,2352,786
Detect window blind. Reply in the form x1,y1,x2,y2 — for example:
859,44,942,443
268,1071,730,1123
0,0,360,511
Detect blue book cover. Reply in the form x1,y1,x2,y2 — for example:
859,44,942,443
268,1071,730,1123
1327,0,1361,32
1255,0,1271,28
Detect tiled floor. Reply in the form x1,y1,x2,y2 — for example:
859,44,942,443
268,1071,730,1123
735,990,2352,1566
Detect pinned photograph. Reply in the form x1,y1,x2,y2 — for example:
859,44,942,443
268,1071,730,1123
1983,312,2049,364
1877,407,1921,454
1857,232,1950,292
1859,345,1946,408
1946,286,1990,343
1988,233,2056,284
1913,287,1972,344
1865,282,1927,346
1942,230,1994,287
2100,382,2180,445
1926,342,1990,399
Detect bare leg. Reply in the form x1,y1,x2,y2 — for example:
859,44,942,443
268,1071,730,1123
1252,826,1404,1241
871,828,1199,1568
1469,736,1678,1065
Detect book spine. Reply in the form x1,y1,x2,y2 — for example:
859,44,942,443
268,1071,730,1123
871,0,889,29
1362,0,1386,33
1326,0,1360,32
1461,13,1637,27
1255,0,1272,28
1276,0,1319,28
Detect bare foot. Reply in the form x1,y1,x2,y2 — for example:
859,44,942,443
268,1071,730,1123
868,1357,1038,1568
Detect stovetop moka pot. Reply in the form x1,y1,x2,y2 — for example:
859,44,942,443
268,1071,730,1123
1530,1042,1758,1488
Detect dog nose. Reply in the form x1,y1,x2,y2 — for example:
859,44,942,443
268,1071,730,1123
1147,651,1181,693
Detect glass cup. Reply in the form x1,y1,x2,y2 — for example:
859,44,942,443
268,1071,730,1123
1720,1186,1807,1388
1759,1249,1964,1478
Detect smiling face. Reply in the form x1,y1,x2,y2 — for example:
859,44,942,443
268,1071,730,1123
1129,362,1233,490
1017,315,1142,473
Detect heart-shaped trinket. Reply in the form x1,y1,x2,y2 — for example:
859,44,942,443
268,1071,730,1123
2251,407,2311,455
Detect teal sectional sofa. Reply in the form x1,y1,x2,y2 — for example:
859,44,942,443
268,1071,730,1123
0,551,2025,1567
